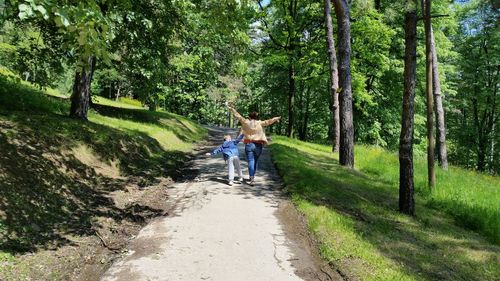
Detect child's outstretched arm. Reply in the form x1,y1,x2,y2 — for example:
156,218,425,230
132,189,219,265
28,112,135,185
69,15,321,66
205,145,223,156
233,134,245,145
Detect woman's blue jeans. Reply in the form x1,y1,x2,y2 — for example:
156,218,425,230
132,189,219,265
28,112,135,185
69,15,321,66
245,142,263,177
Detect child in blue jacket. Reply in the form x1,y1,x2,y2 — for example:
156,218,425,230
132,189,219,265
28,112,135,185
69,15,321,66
206,134,244,185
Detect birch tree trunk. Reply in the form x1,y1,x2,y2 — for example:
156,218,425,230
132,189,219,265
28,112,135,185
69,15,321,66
324,0,340,152
422,0,436,187
431,28,449,170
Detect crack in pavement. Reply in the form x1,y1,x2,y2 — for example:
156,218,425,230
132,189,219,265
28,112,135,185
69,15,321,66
271,233,287,271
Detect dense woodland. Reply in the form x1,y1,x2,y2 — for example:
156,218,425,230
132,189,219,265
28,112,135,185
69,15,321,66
0,0,498,175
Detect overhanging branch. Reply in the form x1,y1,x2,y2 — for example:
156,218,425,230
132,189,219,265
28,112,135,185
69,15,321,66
255,0,287,49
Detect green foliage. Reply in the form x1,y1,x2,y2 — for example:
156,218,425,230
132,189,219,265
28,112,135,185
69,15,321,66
447,0,499,173
247,0,327,137
17,0,118,65
0,21,65,88
249,0,419,146
247,0,497,175
156,0,254,122
270,136,500,280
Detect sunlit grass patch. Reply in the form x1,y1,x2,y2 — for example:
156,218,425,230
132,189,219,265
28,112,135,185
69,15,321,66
45,88,69,99
93,95,143,109
118,97,143,108
0,73,207,153
353,144,500,245
270,136,500,280
90,114,196,152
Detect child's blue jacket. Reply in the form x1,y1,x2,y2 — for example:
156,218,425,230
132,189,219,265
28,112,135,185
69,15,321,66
211,134,244,160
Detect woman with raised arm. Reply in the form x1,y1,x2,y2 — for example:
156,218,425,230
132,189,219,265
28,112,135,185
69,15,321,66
228,104,281,186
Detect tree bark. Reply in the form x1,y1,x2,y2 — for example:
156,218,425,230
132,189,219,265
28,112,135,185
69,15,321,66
422,0,435,187
287,62,296,138
399,9,417,216
472,97,486,171
70,56,96,120
333,0,354,168
430,28,449,170
477,138,487,171
115,84,121,101
300,87,311,141
324,0,340,152
490,121,496,171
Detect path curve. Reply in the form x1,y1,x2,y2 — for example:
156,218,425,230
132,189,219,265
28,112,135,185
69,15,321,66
101,127,337,281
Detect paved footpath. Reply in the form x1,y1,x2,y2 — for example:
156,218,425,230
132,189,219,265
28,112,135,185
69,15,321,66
101,128,336,281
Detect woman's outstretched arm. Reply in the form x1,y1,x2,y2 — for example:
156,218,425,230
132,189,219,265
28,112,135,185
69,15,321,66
261,116,281,127
228,105,246,123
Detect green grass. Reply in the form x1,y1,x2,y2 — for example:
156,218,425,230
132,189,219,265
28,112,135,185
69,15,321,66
269,136,500,281
117,97,143,108
92,95,143,109
0,72,207,279
356,144,500,245
0,73,207,152
90,98,204,152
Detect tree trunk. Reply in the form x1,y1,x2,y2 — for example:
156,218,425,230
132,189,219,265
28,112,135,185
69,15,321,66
324,0,340,152
399,9,417,216
228,108,234,128
430,28,448,170
297,78,305,139
477,137,487,171
333,0,354,168
490,121,496,171
472,98,485,171
422,0,435,188
70,56,96,120
287,62,296,138
115,84,121,101
300,87,311,141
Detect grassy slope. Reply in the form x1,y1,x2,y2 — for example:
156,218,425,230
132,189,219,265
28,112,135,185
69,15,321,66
0,72,206,279
269,137,499,281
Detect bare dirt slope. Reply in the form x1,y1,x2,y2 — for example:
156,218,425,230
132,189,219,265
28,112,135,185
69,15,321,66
101,127,340,281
